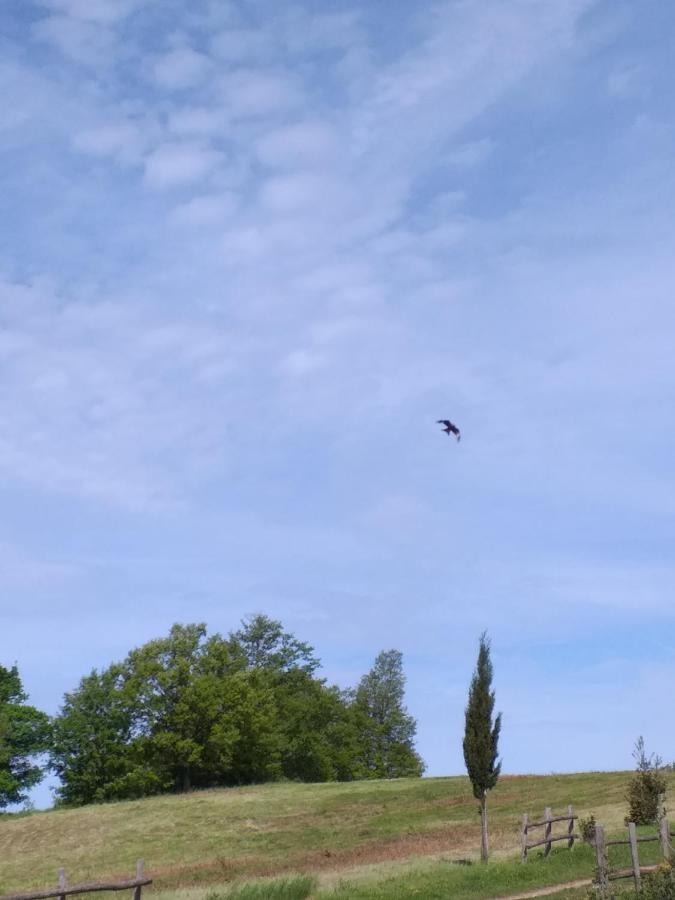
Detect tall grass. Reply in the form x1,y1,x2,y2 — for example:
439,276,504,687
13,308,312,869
207,875,316,900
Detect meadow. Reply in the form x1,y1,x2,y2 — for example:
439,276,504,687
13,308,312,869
2,771,673,899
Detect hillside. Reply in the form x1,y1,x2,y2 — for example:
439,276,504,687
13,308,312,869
4,770,672,898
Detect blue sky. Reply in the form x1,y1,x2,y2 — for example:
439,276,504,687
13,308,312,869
1,0,674,808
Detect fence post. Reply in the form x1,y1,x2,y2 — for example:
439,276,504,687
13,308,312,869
58,869,66,900
595,825,609,898
521,814,529,863
568,804,575,850
628,822,641,893
544,807,552,857
661,818,671,863
133,860,144,900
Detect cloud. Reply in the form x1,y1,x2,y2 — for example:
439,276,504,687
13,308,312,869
444,138,494,167
0,277,243,509
5,0,675,785
167,106,229,137
143,142,223,189
37,0,147,25
151,47,211,90
218,69,304,118
32,15,116,65
211,28,275,63
72,120,149,165
255,121,339,169
171,191,238,227
281,349,326,377
0,541,80,589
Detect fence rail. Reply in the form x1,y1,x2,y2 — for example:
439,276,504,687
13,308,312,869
0,861,151,900
594,819,674,895
521,805,578,862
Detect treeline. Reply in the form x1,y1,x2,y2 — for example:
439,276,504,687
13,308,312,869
1,616,424,809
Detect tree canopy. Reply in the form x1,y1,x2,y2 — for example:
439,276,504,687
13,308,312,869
0,664,51,809
49,619,424,806
463,632,501,862
353,650,425,779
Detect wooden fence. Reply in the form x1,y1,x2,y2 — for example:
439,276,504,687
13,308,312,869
0,861,151,900
594,819,674,895
521,805,578,862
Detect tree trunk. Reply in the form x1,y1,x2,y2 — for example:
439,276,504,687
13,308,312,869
480,792,489,863
182,767,191,792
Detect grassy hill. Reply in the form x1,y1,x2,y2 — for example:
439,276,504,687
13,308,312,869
2,771,673,899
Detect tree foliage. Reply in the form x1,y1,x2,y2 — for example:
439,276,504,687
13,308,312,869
49,619,424,806
626,736,667,826
0,664,51,809
463,633,501,799
463,632,502,862
353,650,425,779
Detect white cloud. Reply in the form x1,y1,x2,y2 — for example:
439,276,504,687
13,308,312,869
218,69,304,118
37,0,146,25
32,15,115,65
6,0,675,784
211,28,274,63
73,120,149,164
258,172,359,223
255,121,339,169
168,106,229,137
283,11,363,54
281,349,325,377
445,138,494,167
143,142,223,189
0,277,242,509
0,541,80,589
171,191,238,227
151,47,211,90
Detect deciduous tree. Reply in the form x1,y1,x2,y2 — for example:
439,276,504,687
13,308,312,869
0,664,51,809
353,650,424,779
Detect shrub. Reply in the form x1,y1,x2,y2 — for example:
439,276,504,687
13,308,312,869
639,866,675,900
579,814,597,844
626,737,667,826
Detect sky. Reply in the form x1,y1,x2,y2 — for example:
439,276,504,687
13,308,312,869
1,0,675,809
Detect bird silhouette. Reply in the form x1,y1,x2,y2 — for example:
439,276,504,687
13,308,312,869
437,419,461,441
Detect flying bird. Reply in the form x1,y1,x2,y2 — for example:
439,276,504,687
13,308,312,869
437,419,461,441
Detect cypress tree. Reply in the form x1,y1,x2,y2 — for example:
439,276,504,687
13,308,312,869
463,632,502,863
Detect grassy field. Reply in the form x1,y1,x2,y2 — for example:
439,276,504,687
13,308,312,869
1,771,673,899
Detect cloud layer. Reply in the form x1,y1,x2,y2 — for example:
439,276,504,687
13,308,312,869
2,0,675,802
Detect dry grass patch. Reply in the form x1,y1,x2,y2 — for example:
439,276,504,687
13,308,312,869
1,772,673,896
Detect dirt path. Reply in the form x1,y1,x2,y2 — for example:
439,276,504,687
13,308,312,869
493,879,592,900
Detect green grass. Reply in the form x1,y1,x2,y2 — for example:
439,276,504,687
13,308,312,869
318,845,597,898
316,834,666,898
207,875,316,899
1,772,673,898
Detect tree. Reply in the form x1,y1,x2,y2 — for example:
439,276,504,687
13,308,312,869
0,664,51,809
50,664,161,806
229,614,319,675
626,736,667,825
231,615,358,782
51,624,283,804
463,632,502,863
353,650,425,779
50,622,427,805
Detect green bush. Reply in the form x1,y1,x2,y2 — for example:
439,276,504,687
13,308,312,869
579,814,597,844
639,866,675,900
207,875,316,900
626,737,667,826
